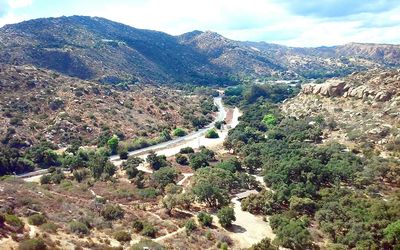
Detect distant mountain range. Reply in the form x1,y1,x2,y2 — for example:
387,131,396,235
0,15,399,84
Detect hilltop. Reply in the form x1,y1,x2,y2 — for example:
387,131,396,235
0,16,399,84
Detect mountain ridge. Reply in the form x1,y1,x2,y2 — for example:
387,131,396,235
1,15,399,84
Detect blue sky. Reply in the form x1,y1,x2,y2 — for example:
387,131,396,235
0,0,399,47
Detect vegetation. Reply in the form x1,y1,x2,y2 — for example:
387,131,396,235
180,147,194,154
28,214,47,226
205,129,219,138
217,207,236,228
18,238,47,250
173,128,187,137
185,219,197,235
101,204,124,220
113,231,132,242
146,151,168,170
69,221,90,235
197,212,213,227
223,88,400,249
175,153,189,165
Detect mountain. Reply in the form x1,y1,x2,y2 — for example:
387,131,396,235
0,15,399,84
0,64,209,147
282,69,400,157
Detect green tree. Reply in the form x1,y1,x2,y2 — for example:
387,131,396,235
192,182,228,208
205,129,219,138
107,135,119,155
384,220,400,245
197,212,213,227
217,207,236,228
189,153,209,170
175,153,188,165
146,151,168,170
152,167,178,190
250,237,278,250
173,128,187,137
262,114,277,127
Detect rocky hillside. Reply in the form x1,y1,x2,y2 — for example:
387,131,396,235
282,69,400,157
0,64,207,148
1,16,399,84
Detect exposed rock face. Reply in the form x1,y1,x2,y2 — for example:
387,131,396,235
283,69,400,157
301,70,399,102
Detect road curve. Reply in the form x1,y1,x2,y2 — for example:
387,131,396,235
19,96,227,179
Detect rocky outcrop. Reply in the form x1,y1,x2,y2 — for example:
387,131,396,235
301,70,399,102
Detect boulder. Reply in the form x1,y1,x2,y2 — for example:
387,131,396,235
374,91,392,102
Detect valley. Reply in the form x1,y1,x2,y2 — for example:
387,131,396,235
0,14,399,250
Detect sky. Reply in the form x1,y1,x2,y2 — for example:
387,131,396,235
0,0,399,47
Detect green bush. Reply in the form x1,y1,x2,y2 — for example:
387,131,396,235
18,238,47,250
118,147,129,160
40,222,58,233
205,129,219,139
175,153,189,165
137,187,158,199
197,212,213,227
40,174,51,185
142,224,157,238
185,219,197,235
101,204,124,220
180,147,194,154
28,214,46,226
173,128,187,137
217,207,236,228
113,231,132,242
69,221,89,235
5,214,24,231
132,219,144,232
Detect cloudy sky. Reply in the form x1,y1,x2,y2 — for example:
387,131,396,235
0,0,399,47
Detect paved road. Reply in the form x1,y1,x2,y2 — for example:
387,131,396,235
109,96,226,161
19,96,227,179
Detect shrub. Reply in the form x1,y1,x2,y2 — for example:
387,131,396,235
69,221,89,235
101,204,124,220
0,213,5,225
18,238,47,250
131,240,164,250
113,231,131,242
198,212,213,227
137,187,158,199
180,147,194,154
126,166,139,179
5,214,24,231
217,207,235,228
205,129,219,138
132,219,144,232
173,128,187,137
175,154,188,165
40,222,58,233
185,219,197,235
28,214,46,226
215,121,224,130
73,168,90,183
118,148,129,160
40,174,51,185
142,224,157,238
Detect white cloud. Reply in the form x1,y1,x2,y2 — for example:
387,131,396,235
0,0,399,47
8,0,32,9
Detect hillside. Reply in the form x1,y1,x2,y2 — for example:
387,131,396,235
0,64,209,148
1,16,400,84
282,69,400,158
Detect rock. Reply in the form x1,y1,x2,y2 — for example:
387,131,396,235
374,91,392,102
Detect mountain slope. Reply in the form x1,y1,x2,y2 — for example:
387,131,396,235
0,16,224,84
0,16,399,84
